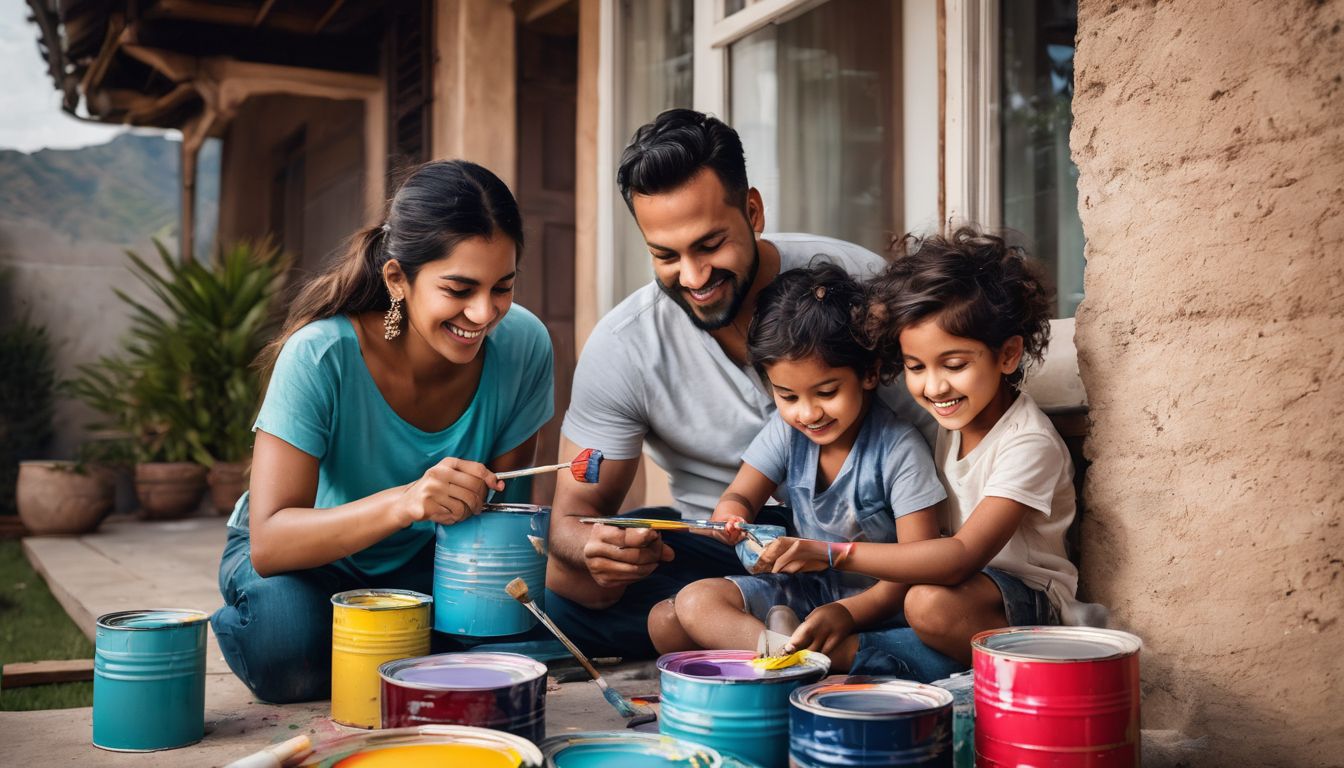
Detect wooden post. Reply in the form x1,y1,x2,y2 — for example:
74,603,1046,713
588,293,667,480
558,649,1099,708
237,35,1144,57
180,135,197,263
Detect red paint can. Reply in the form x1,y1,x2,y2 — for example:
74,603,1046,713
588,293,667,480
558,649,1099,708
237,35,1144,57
378,652,547,741
972,626,1142,768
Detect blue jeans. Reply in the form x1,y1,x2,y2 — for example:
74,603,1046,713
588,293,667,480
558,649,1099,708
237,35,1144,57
850,567,1058,682
210,526,542,703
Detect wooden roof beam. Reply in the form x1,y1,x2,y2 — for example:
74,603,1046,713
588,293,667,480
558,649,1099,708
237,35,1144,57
148,0,329,35
79,14,126,97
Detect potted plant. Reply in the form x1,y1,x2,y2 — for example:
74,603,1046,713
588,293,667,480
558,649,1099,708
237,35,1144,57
16,460,116,535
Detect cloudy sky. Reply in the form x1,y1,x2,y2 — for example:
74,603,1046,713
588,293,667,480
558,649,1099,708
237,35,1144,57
0,0,130,152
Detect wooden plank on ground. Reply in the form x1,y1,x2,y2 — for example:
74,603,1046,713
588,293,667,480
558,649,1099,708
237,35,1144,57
1,659,94,688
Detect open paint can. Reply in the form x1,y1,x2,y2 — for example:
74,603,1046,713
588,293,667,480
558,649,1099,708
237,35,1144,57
434,503,549,636
330,588,432,729
294,724,544,767
380,652,547,739
973,626,1142,768
93,609,208,751
540,731,725,768
657,649,830,767
790,678,953,767
929,672,974,768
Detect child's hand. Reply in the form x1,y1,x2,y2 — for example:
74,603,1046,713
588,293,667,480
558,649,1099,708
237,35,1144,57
709,505,750,545
751,536,830,574
785,603,856,657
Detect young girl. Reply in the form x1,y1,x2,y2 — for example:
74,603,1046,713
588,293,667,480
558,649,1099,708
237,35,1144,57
210,160,554,703
647,263,946,668
751,227,1080,675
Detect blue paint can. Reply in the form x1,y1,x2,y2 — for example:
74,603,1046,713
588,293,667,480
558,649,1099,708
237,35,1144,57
434,503,549,636
92,609,208,752
657,649,829,767
789,678,954,767
540,730,726,767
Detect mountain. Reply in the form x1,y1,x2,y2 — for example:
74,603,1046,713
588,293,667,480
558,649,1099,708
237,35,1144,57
0,132,218,250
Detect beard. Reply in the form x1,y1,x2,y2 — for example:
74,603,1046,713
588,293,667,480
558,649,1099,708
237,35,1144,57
657,240,761,331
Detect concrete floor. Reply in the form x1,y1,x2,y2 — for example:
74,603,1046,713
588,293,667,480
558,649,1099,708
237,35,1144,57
0,515,646,766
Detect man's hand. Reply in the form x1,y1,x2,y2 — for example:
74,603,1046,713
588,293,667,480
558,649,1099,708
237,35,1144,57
750,536,831,575
786,602,856,656
583,523,675,587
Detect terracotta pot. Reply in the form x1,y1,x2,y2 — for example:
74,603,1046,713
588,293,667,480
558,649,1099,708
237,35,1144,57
16,461,115,535
207,461,250,515
134,462,208,519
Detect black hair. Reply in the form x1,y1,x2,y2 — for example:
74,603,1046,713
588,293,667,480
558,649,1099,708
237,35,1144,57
261,159,523,372
617,108,749,213
867,226,1053,389
747,262,877,380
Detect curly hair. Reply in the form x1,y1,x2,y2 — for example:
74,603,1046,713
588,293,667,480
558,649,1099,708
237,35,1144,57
867,226,1054,389
747,262,876,379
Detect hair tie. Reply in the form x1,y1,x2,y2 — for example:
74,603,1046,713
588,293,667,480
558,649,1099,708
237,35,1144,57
813,285,827,301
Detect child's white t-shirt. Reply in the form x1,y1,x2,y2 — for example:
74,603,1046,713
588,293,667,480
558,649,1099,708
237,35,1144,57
936,391,1079,615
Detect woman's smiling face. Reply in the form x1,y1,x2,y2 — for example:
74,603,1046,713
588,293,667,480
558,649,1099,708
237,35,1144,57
388,235,517,365
898,317,1023,442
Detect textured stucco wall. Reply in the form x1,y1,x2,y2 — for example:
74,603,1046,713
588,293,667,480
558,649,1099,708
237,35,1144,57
1072,1,1343,764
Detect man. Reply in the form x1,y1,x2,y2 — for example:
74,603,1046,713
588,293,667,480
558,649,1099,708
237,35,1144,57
544,109,932,657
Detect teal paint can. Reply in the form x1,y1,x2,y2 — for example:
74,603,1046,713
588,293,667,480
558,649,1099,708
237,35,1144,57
434,504,549,636
93,609,208,752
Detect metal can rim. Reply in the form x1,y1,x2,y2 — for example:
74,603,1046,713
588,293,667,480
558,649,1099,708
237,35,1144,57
789,678,953,720
330,588,432,610
971,625,1143,662
298,724,544,766
96,609,210,630
656,648,831,685
538,730,723,768
378,651,547,691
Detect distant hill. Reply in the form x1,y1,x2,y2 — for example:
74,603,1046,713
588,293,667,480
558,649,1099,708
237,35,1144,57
0,132,218,251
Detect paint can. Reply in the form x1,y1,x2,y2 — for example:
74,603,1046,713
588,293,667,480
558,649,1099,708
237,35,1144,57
379,652,547,739
434,503,549,637
973,626,1143,768
540,731,725,768
294,724,544,767
657,649,830,767
92,609,208,752
930,671,975,768
789,678,953,767
330,588,432,729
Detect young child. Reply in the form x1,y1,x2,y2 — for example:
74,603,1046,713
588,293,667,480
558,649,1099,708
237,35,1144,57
749,227,1082,673
646,263,946,668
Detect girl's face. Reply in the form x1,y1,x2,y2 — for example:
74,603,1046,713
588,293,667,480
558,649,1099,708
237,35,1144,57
764,355,877,450
387,235,517,366
898,317,1023,442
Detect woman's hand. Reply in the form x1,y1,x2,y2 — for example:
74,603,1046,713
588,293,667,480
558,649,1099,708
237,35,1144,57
750,536,832,574
396,457,504,526
785,603,856,656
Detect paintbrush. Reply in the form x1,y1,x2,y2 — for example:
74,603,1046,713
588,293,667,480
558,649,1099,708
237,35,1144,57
578,516,766,547
504,577,651,719
221,734,312,768
497,448,603,483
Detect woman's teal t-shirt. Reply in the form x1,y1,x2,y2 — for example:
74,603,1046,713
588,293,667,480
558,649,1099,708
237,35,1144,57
226,306,555,576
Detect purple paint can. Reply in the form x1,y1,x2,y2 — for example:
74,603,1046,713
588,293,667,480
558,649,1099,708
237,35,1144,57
379,652,547,741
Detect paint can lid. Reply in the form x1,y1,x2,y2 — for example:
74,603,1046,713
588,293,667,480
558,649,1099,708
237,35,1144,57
96,609,209,630
657,649,830,683
380,652,547,690
294,724,544,767
972,626,1143,662
790,679,953,720
539,731,723,768
330,588,432,610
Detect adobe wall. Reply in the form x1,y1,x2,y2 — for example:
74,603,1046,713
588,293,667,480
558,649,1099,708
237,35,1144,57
1071,1,1343,764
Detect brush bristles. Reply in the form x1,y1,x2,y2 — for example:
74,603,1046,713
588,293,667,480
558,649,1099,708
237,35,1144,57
505,577,531,603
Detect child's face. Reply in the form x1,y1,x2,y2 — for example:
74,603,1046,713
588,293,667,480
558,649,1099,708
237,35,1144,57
764,355,877,449
898,318,1023,438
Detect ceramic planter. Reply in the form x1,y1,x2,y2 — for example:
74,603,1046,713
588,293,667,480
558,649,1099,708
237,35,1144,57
16,461,115,535
206,461,249,515
134,462,207,519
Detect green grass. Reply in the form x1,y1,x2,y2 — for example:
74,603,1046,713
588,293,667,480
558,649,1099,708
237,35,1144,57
0,540,94,710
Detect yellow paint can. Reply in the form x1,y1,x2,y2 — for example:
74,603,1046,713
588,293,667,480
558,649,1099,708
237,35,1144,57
331,588,432,728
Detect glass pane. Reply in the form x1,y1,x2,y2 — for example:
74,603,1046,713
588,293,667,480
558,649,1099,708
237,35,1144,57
1000,0,1083,318
729,0,899,256
724,0,746,15
615,0,695,301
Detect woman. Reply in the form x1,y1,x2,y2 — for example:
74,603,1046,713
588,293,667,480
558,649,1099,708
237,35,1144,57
210,160,554,703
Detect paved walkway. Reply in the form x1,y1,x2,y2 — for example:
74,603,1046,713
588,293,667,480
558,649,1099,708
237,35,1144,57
1,515,642,766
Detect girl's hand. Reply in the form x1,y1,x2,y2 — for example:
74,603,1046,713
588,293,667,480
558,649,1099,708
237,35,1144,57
751,536,831,574
396,457,504,527
708,509,748,545
785,603,856,656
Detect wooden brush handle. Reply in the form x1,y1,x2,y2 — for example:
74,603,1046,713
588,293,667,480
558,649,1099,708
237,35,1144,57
496,462,569,480
518,599,603,681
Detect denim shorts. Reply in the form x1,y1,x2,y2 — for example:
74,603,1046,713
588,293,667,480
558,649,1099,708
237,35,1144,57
726,571,867,623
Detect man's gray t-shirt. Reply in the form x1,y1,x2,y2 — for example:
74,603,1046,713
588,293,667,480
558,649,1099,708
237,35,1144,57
561,232,936,518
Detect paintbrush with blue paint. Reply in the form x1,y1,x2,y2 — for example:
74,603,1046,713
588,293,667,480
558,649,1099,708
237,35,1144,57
504,577,651,720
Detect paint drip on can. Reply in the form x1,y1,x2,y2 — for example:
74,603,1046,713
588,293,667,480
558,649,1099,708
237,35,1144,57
330,588,432,728
434,504,549,637
380,652,547,739
93,609,208,752
789,678,953,767
972,626,1142,768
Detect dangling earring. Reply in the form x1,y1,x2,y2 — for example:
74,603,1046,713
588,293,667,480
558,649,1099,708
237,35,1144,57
383,295,404,340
